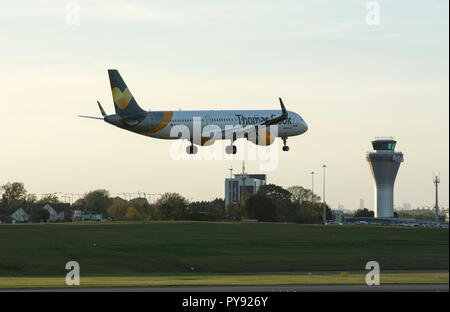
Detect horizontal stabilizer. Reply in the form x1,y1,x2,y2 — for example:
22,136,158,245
78,115,104,120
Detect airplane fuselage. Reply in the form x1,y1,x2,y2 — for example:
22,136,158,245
105,109,308,142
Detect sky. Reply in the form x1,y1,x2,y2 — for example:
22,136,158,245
0,0,448,211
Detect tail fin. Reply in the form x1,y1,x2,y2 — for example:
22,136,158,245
108,69,146,116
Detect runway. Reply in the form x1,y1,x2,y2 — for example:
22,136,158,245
4,284,448,292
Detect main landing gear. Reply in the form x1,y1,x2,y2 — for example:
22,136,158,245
225,134,237,155
186,142,198,154
225,144,237,155
282,137,289,152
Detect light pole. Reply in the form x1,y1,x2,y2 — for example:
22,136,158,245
433,174,440,224
322,164,327,224
310,171,315,202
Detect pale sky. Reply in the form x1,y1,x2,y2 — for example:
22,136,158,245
0,0,448,211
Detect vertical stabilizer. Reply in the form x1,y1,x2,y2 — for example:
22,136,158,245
108,69,145,116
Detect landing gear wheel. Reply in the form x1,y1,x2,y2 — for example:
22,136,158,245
186,145,198,154
282,137,289,152
225,145,237,155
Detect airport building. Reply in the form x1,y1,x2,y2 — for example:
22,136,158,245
366,138,404,218
225,173,266,214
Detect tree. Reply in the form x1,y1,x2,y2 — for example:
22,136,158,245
154,193,188,220
1,182,27,207
244,193,277,222
37,194,61,204
29,207,50,223
26,193,37,204
228,203,246,220
125,206,145,221
83,190,112,215
108,199,128,221
257,184,296,222
354,208,374,218
288,185,321,204
188,198,225,220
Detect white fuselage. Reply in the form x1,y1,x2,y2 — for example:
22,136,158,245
142,109,308,140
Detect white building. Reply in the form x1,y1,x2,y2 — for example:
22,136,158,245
225,174,266,214
10,207,29,222
42,203,69,222
359,199,365,210
402,203,412,211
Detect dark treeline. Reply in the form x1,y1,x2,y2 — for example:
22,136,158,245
1,182,334,223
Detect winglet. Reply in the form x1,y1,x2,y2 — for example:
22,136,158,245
97,101,107,117
279,97,287,115
261,98,288,126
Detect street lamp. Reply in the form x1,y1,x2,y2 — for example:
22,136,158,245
310,171,315,201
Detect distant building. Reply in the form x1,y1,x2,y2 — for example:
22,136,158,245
42,203,70,222
402,203,411,211
83,212,102,222
72,208,84,222
332,210,344,223
359,199,365,210
225,174,266,214
71,207,102,222
12,207,30,222
0,207,30,223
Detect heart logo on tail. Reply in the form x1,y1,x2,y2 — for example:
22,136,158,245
112,87,133,110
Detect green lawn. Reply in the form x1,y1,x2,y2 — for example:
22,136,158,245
0,221,448,279
0,272,448,289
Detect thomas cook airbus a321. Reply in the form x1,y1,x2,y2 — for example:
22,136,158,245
80,70,308,154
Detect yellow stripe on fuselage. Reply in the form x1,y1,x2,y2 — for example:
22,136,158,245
145,111,173,134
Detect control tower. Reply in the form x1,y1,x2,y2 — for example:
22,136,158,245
366,138,404,218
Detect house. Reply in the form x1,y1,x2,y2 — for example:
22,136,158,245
0,207,29,223
42,203,71,222
72,207,84,222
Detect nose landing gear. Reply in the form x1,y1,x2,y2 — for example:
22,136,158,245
282,137,289,151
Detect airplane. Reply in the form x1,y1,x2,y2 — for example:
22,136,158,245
80,70,308,154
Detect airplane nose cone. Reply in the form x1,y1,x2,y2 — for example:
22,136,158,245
302,120,308,133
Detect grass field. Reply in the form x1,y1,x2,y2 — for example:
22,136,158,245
0,221,448,287
0,272,448,289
